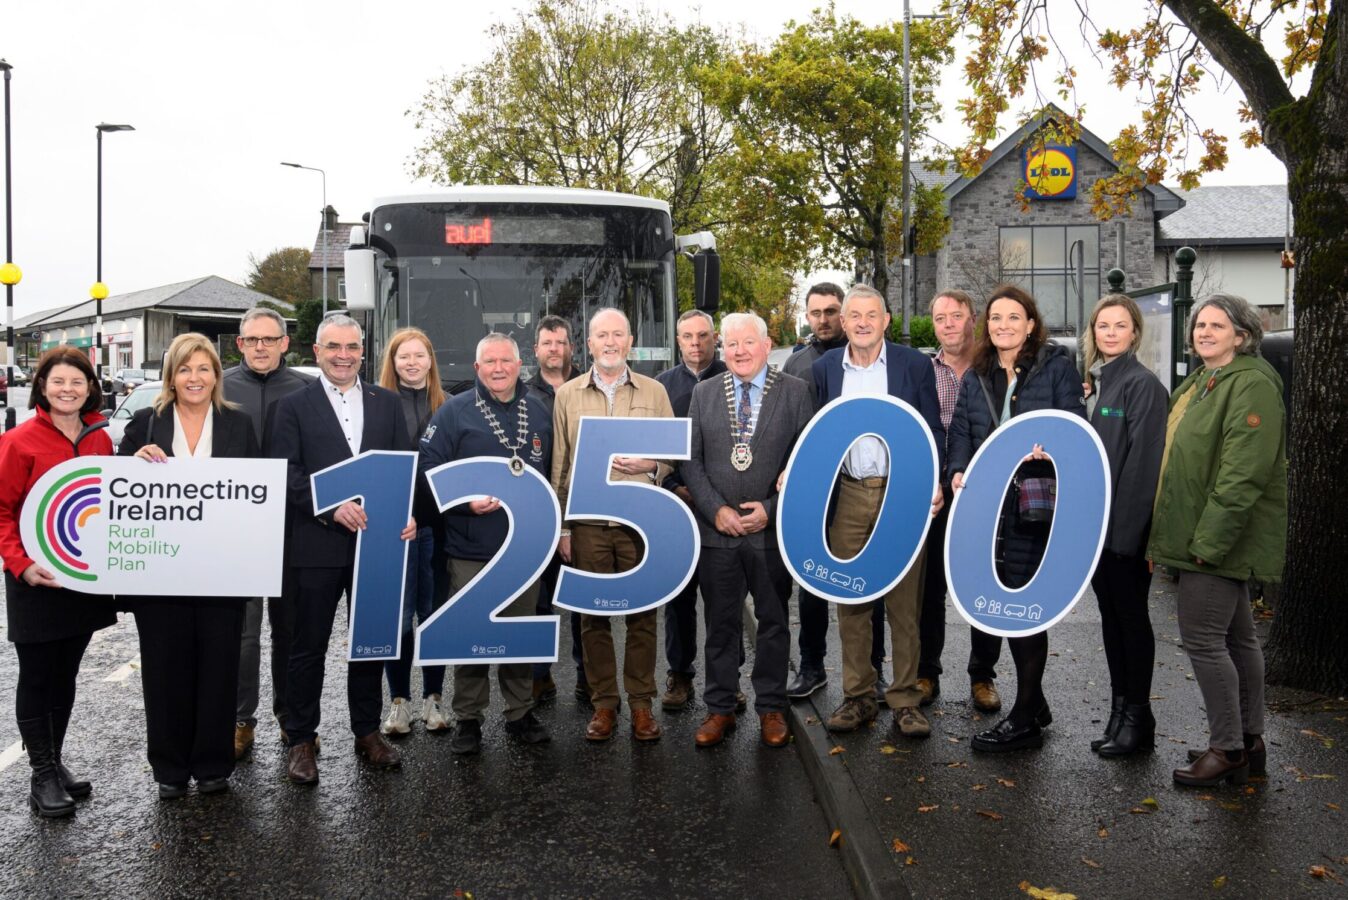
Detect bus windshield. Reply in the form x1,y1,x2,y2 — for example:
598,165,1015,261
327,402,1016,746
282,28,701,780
368,202,676,389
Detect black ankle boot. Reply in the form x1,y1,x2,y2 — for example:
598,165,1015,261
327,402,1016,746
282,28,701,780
1091,696,1125,752
1099,703,1155,757
18,716,75,818
50,706,91,799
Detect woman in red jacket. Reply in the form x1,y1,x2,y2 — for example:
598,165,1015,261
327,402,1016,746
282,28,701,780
0,346,118,817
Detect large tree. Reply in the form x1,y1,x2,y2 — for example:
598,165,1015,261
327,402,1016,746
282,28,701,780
406,0,794,318
944,0,1345,693
245,247,320,348
703,7,951,305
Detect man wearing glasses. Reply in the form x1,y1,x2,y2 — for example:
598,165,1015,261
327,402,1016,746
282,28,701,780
223,308,313,760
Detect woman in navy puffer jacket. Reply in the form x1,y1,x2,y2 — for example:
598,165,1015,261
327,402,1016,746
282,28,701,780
947,285,1086,753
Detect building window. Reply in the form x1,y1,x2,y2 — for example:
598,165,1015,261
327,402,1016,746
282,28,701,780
338,278,347,303
999,225,1100,333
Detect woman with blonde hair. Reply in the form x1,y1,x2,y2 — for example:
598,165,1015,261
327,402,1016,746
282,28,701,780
1081,295,1168,757
376,328,451,736
119,333,260,798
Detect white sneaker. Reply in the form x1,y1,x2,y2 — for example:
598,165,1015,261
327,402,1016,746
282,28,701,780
381,697,414,735
423,694,450,733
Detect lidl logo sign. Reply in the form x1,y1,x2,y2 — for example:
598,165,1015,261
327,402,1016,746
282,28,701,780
35,466,103,582
1024,145,1077,200
20,457,287,596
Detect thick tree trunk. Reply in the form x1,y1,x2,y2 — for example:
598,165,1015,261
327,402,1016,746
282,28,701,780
1263,5,1348,695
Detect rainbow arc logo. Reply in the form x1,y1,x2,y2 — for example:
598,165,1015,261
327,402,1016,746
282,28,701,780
34,466,103,582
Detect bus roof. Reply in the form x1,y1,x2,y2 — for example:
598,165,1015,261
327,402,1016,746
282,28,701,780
369,186,670,214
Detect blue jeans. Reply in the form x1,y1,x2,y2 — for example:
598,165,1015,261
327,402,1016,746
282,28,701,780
383,527,446,699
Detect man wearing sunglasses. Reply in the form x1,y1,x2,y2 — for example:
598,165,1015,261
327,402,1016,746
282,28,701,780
223,307,313,761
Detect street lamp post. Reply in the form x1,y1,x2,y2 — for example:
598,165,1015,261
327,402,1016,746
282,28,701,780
1,60,18,432
281,162,328,314
94,122,134,385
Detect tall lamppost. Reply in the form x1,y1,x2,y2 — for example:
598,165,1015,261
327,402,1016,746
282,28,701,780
94,122,134,384
281,162,328,314
1,60,19,432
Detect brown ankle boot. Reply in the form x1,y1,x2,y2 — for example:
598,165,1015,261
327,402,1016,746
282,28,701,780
1174,747,1248,787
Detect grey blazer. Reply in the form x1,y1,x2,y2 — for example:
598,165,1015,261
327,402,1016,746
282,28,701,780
680,368,815,550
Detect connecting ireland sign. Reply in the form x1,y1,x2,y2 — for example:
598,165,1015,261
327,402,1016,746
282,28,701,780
20,457,286,596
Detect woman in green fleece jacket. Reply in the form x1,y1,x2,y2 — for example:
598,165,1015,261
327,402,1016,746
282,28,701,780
1150,293,1287,789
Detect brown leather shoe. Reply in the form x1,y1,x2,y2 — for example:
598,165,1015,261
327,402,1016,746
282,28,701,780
916,678,938,707
631,708,662,742
971,681,1002,712
1174,747,1249,787
760,712,790,748
234,722,255,760
585,708,617,742
354,732,402,769
695,713,736,748
286,742,318,785
661,673,694,711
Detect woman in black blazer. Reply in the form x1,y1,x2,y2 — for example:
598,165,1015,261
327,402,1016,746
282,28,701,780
118,333,259,799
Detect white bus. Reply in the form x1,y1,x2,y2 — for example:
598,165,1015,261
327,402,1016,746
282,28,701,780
343,186,719,391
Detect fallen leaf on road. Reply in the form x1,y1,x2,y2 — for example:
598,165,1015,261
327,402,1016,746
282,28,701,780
1301,728,1335,749
1081,858,1101,869
828,829,842,848
946,761,967,768
150,842,162,851
947,736,962,743
884,796,893,802
829,746,845,755
1097,827,1109,839
996,777,1016,788
916,775,926,783
1129,807,1152,815
1212,875,1227,888
1196,794,1215,801
972,783,988,791
918,804,939,813
892,839,911,853
905,856,917,866
1141,797,1160,809
976,810,1004,821
1309,864,1342,883
1327,803,1341,811
880,744,898,754
1018,881,1078,899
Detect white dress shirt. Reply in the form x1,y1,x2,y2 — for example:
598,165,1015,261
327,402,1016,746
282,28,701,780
171,405,214,459
840,343,890,479
320,374,364,457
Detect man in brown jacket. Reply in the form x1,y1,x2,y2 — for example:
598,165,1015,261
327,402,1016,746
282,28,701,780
551,308,675,742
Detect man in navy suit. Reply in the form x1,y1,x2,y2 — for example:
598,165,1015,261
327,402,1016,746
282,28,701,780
269,314,416,785
812,286,945,741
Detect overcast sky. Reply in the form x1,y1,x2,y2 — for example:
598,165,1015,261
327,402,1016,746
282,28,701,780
4,0,1287,320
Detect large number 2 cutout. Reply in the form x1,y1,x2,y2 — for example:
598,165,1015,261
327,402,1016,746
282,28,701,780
945,410,1110,637
311,450,416,662
777,395,938,603
417,459,561,665
553,417,698,615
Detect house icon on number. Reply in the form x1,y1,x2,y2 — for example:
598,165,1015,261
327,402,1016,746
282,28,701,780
1028,604,1044,621
851,578,866,593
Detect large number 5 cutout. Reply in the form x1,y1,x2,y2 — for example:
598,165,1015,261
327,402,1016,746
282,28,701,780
311,450,416,662
553,417,698,615
417,459,561,665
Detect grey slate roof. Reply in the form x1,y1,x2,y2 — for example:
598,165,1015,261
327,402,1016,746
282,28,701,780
308,223,356,270
20,276,285,329
1155,184,1290,246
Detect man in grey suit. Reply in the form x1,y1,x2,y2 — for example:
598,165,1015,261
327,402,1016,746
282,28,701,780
679,312,814,748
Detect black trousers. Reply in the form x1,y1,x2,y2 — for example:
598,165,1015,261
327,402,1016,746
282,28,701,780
1092,550,1156,703
699,543,792,715
133,598,244,785
286,566,385,744
918,499,1003,683
13,634,91,721
664,572,701,676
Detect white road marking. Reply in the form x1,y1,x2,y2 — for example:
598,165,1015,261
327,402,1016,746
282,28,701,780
104,654,141,682
0,739,25,773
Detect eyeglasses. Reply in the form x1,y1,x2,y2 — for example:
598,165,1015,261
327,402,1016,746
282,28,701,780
239,336,285,347
321,342,363,354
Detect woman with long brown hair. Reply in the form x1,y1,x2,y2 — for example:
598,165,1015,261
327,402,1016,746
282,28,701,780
947,285,1086,752
376,327,450,736
119,333,259,798
0,347,117,816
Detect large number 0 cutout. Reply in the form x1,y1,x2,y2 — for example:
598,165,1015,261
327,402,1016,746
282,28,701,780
553,417,698,615
418,459,561,665
945,410,1110,637
311,450,416,662
777,395,938,603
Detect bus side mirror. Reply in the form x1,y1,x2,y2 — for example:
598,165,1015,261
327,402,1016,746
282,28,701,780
693,248,720,314
344,228,376,311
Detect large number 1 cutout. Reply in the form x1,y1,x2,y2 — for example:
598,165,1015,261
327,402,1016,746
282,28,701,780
417,459,561,665
553,417,698,615
311,450,416,662
945,410,1110,637
776,395,938,603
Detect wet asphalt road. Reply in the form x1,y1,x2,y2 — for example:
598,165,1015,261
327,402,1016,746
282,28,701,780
0,588,852,899
805,574,1348,898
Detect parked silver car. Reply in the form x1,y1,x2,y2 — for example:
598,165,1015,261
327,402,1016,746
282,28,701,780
107,380,161,450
